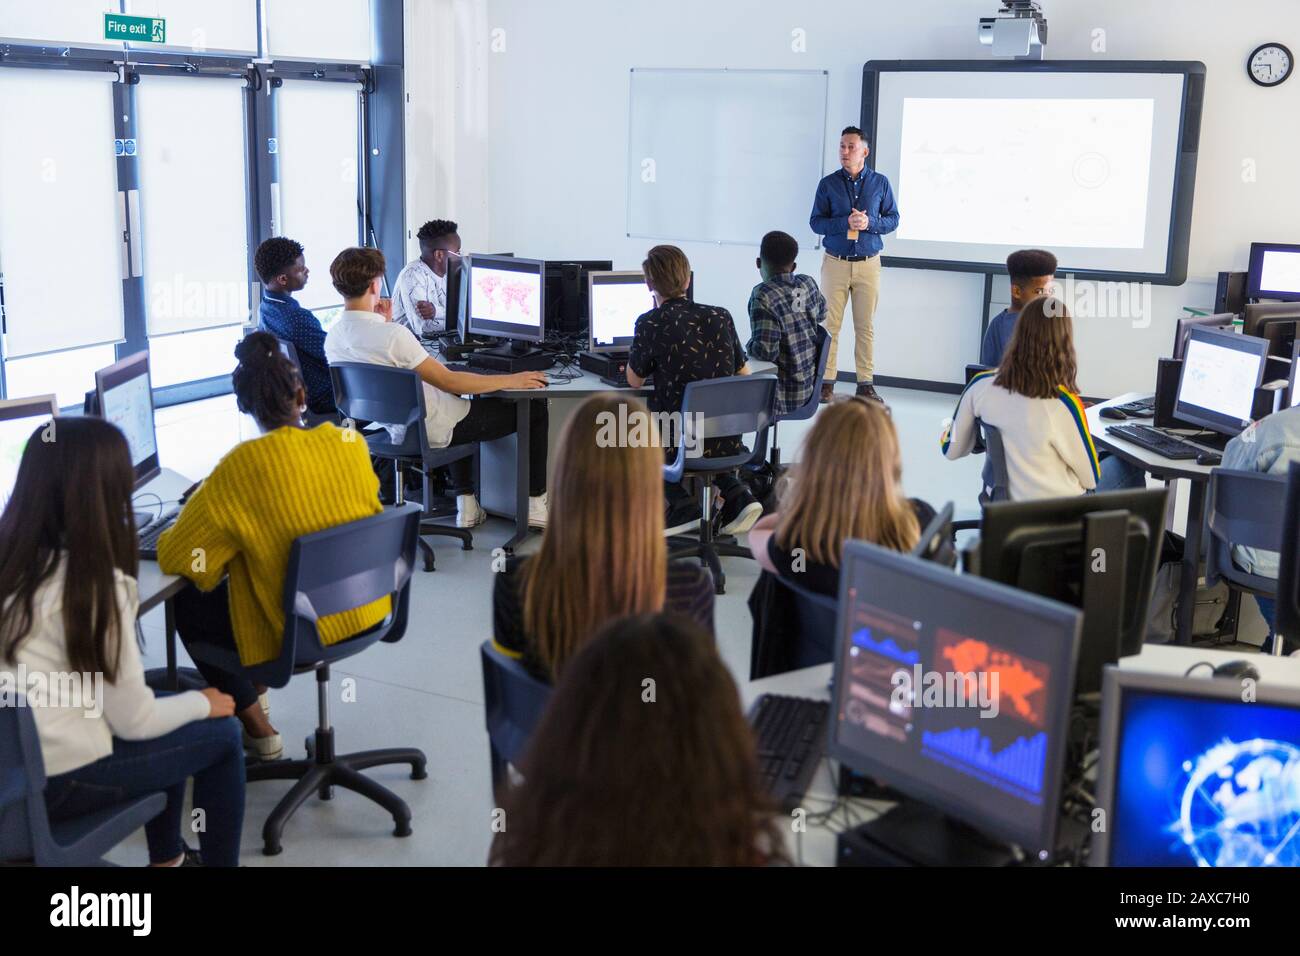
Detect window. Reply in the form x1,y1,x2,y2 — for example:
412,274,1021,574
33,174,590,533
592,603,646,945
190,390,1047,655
264,0,371,63
4,344,118,409
124,0,259,55
275,80,362,309
0,69,123,359
149,325,243,387
0,1,125,49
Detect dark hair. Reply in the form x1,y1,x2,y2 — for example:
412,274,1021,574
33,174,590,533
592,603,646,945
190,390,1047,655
1006,249,1058,285
330,247,386,299
233,331,304,428
416,219,458,250
760,231,799,270
489,613,787,866
841,125,867,144
0,417,139,681
254,236,305,283
995,296,1079,399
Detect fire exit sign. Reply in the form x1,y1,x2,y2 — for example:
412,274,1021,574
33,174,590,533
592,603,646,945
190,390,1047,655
104,13,167,44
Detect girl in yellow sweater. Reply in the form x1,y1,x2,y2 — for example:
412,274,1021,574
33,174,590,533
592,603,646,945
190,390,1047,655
158,332,389,761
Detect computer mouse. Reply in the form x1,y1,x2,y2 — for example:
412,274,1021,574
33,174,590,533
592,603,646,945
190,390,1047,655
1100,406,1128,420
1195,451,1222,466
1212,659,1260,681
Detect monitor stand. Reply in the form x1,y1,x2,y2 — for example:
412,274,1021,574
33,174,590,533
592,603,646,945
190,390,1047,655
467,340,554,373
836,800,1017,867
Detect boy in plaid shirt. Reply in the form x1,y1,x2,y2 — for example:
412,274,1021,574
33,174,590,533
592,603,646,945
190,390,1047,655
746,231,827,416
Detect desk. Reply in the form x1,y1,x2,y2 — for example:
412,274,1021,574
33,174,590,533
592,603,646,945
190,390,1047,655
136,468,195,687
1087,392,1219,646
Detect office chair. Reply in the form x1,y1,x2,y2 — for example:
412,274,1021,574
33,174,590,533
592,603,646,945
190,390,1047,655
0,696,167,866
330,362,474,572
186,506,428,855
269,336,338,427
479,642,553,802
1205,468,1288,650
951,420,1010,535
749,574,838,681
761,326,832,471
1276,461,1300,655
665,375,778,596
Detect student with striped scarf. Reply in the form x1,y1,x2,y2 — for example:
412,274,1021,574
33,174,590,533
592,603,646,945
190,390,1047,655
941,296,1144,500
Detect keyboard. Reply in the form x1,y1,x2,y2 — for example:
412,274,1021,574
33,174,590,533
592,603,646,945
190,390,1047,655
138,508,179,559
1114,395,1155,417
1105,423,1200,459
749,694,829,812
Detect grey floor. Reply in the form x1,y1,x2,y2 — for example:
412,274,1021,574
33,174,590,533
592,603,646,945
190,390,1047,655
109,384,1264,866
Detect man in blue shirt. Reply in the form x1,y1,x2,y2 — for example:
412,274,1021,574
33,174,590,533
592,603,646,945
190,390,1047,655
809,126,899,406
979,249,1058,367
254,237,334,415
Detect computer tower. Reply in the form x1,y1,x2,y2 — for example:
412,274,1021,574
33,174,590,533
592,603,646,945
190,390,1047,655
1215,270,1247,316
1153,358,1183,429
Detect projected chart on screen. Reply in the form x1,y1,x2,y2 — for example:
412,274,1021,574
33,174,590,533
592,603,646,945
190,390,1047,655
921,726,1048,802
840,596,923,745
472,268,541,327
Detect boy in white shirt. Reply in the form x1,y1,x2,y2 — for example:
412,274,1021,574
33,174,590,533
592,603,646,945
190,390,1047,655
324,246,550,528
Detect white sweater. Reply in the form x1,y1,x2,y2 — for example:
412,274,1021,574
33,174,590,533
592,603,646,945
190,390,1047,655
941,371,1101,501
0,557,210,776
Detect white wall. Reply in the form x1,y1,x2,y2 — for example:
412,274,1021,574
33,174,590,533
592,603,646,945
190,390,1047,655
409,0,1300,396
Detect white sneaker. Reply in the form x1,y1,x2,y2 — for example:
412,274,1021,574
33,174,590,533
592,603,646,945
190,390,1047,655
528,493,549,529
242,730,284,762
719,499,764,536
456,494,487,528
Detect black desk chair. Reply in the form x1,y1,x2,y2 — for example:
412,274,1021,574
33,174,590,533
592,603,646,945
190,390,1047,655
0,696,167,866
479,642,552,803
1206,468,1288,650
665,375,778,596
762,326,832,471
1276,461,1300,655
269,336,338,427
951,419,1010,536
330,362,474,572
187,505,428,855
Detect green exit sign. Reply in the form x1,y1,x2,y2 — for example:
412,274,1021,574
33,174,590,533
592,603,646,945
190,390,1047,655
104,13,167,44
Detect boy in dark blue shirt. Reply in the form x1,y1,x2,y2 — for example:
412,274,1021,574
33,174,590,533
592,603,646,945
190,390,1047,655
979,249,1057,368
255,237,334,415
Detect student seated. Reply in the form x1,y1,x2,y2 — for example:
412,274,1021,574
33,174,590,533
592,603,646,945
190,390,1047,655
255,236,335,418
0,418,243,867
625,244,762,537
158,332,393,761
393,218,460,338
488,613,787,866
1222,403,1300,654
942,296,1141,500
493,394,714,682
323,246,550,529
746,230,827,416
980,249,1057,367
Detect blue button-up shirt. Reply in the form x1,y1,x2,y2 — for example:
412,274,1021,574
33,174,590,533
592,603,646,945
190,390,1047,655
809,166,900,259
258,291,333,413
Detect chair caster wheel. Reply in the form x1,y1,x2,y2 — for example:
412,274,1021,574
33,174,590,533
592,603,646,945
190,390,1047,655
422,554,436,572
394,822,413,838
411,765,428,781
263,843,282,856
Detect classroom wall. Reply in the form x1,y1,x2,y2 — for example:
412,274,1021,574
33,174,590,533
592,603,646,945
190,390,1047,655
405,0,1300,397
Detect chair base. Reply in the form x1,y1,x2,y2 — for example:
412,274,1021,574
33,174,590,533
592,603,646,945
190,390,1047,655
415,520,474,572
247,729,427,856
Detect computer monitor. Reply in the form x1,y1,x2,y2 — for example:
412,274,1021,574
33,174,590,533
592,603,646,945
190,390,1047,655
1174,326,1269,436
587,271,654,354
1093,668,1300,867
544,260,613,338
1242,301,1300,363
0,395,58,509
94,351,161,489
444,253,515,339
465,254,545,351
1171,312,1237,361
827,541,1080,860
1289,336,1300,409
1247,241,1300,302
977,488,1168,695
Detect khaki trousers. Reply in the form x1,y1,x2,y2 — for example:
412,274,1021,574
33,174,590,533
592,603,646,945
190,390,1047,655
820,252,882,383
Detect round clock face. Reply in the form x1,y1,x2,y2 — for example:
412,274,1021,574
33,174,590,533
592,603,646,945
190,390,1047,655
1249,43,1293,87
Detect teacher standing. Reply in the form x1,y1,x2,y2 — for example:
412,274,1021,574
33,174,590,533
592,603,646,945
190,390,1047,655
809,126,899,406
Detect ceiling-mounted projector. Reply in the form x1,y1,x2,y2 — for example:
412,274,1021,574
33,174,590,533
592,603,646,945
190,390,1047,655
978,0,1048,58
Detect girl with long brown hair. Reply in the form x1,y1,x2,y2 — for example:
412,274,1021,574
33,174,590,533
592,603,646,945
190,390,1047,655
489,613,787,866
492,393,713,681
0,417,244,866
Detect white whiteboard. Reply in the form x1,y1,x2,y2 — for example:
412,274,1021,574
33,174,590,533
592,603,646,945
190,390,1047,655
627,68,827,247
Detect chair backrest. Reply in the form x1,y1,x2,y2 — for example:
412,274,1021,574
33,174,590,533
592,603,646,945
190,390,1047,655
0,695,50,863
250,504,422,688
778,574,839,671
981,420,1011,502
911,501,959,568
1206,468,1289,589
667,375,778,477
480,642,553,794
275,337,302,374
329,362,429,457
1278,461,1300,641
780,325,832,424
